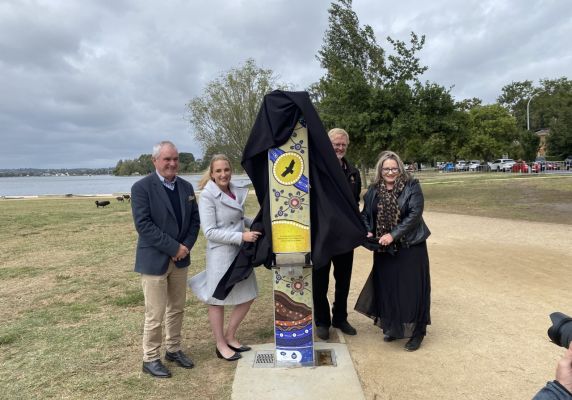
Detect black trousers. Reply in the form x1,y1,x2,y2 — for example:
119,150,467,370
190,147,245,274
312,250,354,327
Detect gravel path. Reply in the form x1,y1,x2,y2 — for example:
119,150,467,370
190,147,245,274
327,211,571,400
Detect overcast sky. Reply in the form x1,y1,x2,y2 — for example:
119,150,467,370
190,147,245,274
1,0,570,169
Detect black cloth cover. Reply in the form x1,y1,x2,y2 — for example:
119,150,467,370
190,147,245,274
213,90,366,300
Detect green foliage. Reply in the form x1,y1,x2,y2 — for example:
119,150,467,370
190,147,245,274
498,77,572,157
548,105,572,158
113,154,153,176
113,152,198,175
310,0,427,173
188,59,288,165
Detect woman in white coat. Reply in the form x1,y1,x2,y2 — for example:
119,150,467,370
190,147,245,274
192,154,261,361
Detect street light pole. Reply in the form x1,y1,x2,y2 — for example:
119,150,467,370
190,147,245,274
527,90,546,131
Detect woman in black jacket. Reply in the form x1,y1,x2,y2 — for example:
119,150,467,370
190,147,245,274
355,150,431,351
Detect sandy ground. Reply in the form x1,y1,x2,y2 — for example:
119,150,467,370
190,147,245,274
327,211,571,400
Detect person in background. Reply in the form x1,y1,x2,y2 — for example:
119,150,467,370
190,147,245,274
131,140,201,378
190,154,261,361
355,150,431,352
533,343,572,399
313,128,362,340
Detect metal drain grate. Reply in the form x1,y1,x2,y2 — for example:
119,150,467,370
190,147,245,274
253,351,275,368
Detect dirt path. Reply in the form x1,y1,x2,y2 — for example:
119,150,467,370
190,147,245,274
335,211,571,400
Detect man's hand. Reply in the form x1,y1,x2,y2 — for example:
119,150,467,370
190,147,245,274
556,342,572,393
172,244,189,262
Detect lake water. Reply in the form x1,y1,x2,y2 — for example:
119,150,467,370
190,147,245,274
0,174,252,197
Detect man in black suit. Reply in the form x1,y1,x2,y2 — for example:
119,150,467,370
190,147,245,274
313,128,362,340
131,140,200,378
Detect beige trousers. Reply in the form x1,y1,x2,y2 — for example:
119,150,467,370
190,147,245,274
141,261,188,362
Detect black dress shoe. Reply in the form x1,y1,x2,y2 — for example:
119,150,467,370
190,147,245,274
142,359,172,378
216,348,241,361
404,335,424,352
332,321,357,335
165,350,195,369
383,334,397,342
228,344,252,352
316,326,330,340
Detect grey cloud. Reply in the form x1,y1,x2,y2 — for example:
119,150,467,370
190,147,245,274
1,0,570,168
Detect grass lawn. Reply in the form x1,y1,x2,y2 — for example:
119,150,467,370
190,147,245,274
0,173,570,399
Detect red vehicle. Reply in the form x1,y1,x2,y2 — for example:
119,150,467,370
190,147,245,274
546,161,560,170
531,162,542,173
511,160,529,173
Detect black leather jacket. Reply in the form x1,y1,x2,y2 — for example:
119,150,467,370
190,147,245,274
361,179,430,247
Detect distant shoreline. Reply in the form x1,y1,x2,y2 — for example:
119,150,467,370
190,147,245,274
1,194,121,200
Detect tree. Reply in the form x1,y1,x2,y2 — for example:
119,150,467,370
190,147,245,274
312,0,427,176
461,104,519,160
548,106,572,158
389,82,462,163
499,77,572,157
113,152,199,176
187,59,287,164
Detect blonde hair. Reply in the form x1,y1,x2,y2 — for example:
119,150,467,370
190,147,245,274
373,150,411,185
198,154,232,189
328,128,350,144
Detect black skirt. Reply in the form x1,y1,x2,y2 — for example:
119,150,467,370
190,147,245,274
355,241,431,338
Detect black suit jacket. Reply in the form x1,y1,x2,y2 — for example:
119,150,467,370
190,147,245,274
131,173,200,275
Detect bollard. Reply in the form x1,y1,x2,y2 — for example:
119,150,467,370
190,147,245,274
268,119,314,367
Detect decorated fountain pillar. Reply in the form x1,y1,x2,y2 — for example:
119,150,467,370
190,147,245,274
268,118,314,367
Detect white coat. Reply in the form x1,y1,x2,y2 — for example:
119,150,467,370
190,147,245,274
191,179,258,305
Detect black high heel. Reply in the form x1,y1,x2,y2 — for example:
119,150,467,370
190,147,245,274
216,347,241,361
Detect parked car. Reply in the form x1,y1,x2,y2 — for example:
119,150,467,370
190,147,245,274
441,162,455,172
455,160,468,171
531,162,542,173
489,158,515,172
565,156,572,170
546,161,560,170
511,160,529,173
469,161,490,172
536,158,560,171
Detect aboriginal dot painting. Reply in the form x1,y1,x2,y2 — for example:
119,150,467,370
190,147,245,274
268,118,314,366
273,267,313,366
268,119,310,254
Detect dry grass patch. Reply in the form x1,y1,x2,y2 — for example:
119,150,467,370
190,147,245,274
0,197,273,399
3,176,567,398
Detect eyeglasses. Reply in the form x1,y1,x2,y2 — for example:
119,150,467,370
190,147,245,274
332,143,348,148
382,168,400,174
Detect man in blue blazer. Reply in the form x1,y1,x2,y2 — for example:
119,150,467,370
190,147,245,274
131,140,200,378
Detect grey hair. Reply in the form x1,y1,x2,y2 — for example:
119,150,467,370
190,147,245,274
152,141,178,159
328,128,350,144
373,150,411,185
198,154,232,189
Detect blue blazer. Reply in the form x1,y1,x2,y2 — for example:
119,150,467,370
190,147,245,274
131,173,200,275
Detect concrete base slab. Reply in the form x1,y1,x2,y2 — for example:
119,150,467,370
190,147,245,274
232,342,365,400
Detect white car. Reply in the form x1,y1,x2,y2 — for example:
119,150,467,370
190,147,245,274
489,158,515,172
467,160,481,171
455,160,468,171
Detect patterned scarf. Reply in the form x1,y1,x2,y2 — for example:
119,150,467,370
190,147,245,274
376,176,406,241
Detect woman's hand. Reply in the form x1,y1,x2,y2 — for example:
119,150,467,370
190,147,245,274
378,233,394,246
243,231,261,243
366,232,373,238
